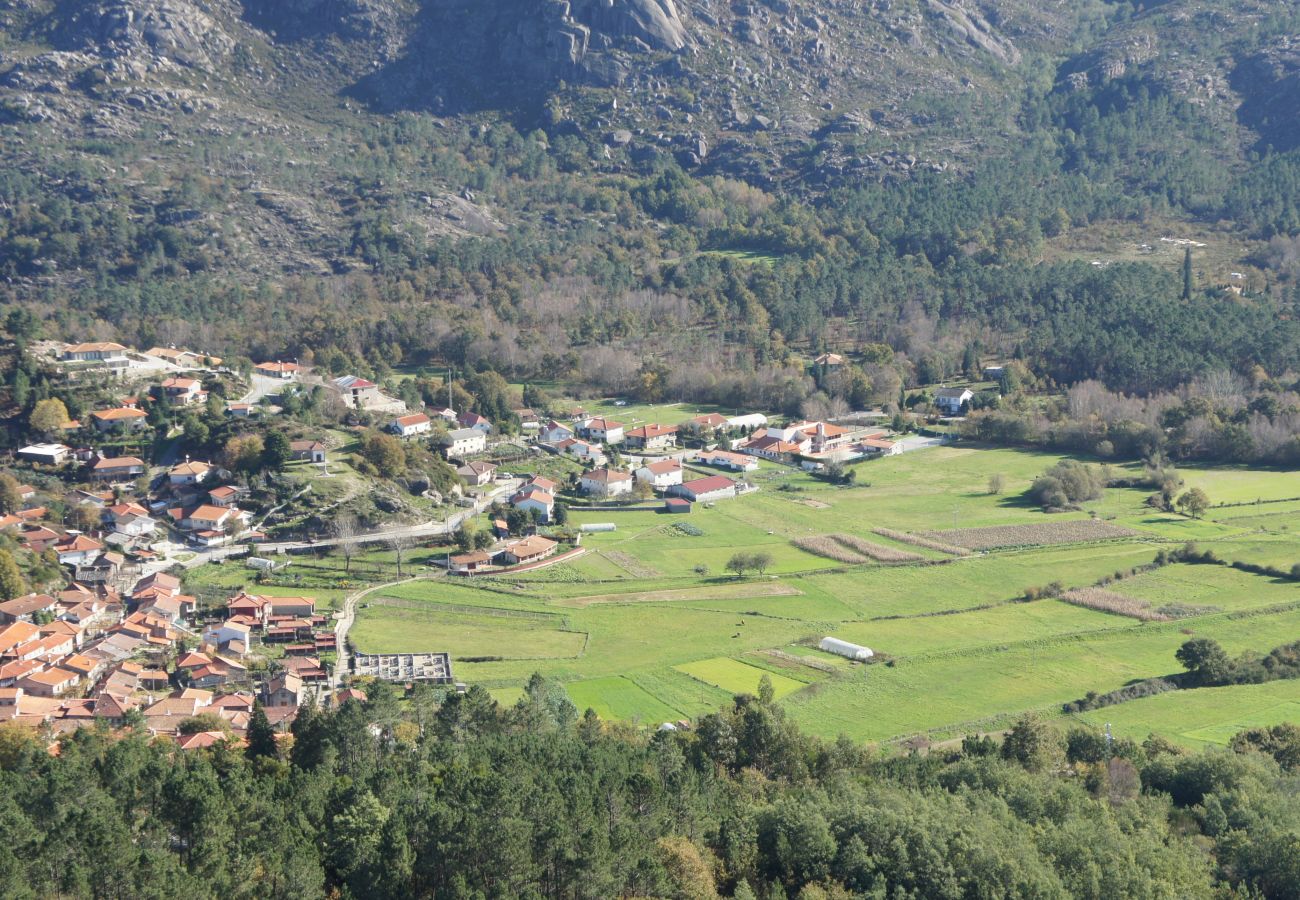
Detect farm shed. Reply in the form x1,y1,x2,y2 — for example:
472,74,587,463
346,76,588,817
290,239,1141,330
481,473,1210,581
663,498,692,514
818,637,874,661
580,523,617,532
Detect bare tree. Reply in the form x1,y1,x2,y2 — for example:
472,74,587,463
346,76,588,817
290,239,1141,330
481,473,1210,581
333,512,360,575
388,533,417,578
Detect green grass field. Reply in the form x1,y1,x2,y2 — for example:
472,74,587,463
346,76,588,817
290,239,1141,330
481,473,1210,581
1076,681,1300,748
674,657,809,700
342,444,1300,742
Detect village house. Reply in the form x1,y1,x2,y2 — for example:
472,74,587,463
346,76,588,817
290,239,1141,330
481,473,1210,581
62,342,128,363
458,412,493,433
514,409,541,431
331,375,385,408
226,402,254,418
813,352,845,367
635,458,684,490
697,449,760,472
17,667,79,698
444,428,487,457
670,475,738,503
389,412,432,438
17,443,71,466
448,550,493,575
579,417,624,444
432,406,457,422
144,347,220,368
682,413,730,436
263,672,304,708
169,504,244,535
168,459,213,486
0,621,40,656
540,420,575,443
501,535,558,566
206,485,246,508
19,525,61,553
203,620,253,655
624,424,678,452
456,460,497,487
54,533,104,567
90,407,148,433
269,597,315,618
580,468,634,498
254,361,300,379
157,377,206,406
89,456,146,481
226,593,271,628
555,437,606,466
510,485,554,523
0,594,59,624
290,440,327,463
935,387,975,415
74,551,123,584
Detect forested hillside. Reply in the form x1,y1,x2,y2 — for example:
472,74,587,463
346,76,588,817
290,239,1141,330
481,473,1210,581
1,681,1299,899
1,0,1299,404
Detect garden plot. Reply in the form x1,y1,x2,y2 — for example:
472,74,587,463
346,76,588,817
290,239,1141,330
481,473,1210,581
923,519,1140,550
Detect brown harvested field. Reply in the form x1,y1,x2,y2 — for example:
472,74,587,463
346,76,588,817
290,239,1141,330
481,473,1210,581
602,550,661,578
1060,587,1169,622
921,519,1140,551
830,534,923,563
793,536,869,564
873,527,971,556
557,581,802,608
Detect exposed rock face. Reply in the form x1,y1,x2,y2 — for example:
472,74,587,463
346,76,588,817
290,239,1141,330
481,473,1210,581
354,0,690,111
56,1,236,70
1233,38,1300,152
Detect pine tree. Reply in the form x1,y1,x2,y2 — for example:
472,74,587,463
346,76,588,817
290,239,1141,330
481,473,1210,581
0,550,25,601
1182,247,1193,300
245,701,279,760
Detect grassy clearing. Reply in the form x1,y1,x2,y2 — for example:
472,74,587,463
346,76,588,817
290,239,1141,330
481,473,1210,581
675,657,808,700
1076,681,1300,748
1178,466,1300,505
827,600,1131,658
786,604,1300,742
1116,564,1299,612
565,676,685,722
556,581,801,607
348,605,586,660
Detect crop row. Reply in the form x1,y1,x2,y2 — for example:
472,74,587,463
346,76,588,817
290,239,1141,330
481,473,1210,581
829,534,923,563
793,536,869,564
872,527,971,556
921,519,1139,551
1060,587,1168,622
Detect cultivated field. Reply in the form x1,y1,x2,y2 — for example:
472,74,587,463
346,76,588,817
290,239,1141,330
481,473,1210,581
342,445,1300,745
922,519,1140,550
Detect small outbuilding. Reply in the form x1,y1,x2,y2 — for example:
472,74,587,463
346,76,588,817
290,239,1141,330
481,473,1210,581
818,637,874,662
663,498,692,514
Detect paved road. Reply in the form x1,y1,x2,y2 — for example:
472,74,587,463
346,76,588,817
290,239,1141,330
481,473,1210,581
238,373,293,405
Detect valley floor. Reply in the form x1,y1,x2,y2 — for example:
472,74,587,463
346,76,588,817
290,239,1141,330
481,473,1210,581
335,444,1300,745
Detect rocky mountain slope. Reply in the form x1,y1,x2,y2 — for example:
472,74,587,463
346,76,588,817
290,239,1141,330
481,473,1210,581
0,0,1296,285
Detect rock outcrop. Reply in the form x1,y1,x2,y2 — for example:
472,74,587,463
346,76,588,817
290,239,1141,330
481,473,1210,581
55,1,236,70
